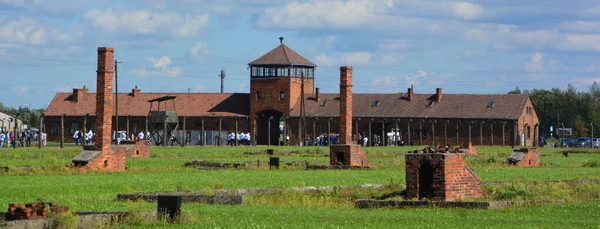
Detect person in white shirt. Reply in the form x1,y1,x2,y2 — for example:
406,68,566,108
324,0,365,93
119,131,126,144
41,132,47,147
247,132,252,146
0,132,5,148
85,130,93,145
138,131,145,141
73,130,80,145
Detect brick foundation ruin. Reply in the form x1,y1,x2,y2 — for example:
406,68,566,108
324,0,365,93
71,47,127,172
507,148,540,167
405,147,483,201
120,140,151,158
329,66,371,167
6,202,69,220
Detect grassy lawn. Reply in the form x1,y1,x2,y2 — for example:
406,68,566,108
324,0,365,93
0,144,599,228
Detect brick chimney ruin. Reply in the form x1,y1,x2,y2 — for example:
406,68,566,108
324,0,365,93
329,66,371,167
435,88,442,102
131,85,141,97
71,47,126,172
72,86,88,102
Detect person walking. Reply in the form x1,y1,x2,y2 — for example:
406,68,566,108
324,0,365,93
0,131,5,148
41,132,47,147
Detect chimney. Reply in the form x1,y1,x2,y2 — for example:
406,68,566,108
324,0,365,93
339,66,353,145
131,85,141,97
72,85,88,102
407,88,413,101
436,88,442,102
315,87,320,101
95,47,115,152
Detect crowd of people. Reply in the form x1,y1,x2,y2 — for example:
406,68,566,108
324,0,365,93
0,129,46,148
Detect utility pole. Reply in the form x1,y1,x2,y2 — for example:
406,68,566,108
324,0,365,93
300,70,306,146
115,59,122,144
219,70,226,93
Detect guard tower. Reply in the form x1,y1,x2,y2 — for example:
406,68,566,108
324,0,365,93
148,96,183,146
248,37,317,145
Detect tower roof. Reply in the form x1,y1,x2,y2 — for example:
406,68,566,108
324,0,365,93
248,43,316,67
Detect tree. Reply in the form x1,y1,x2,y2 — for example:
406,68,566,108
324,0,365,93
508,86,522,94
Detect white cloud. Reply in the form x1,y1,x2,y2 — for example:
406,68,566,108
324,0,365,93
256,0,393,29
12,86,29,96
452,2,483,20
523,52,565,79
0,17,73,46
55,86,71,93
315,52,373,67
190,41,209,56
133,56,183,77
84,9,209,38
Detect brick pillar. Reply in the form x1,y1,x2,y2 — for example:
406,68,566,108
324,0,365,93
339,66,353,145
95,47,115,152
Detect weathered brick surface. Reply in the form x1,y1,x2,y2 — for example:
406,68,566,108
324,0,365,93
120,140,150,158
72,47,126,172
339,66,352,145
507,148,540,167
329,145,371,166
6,202,68,220
405,153,483,201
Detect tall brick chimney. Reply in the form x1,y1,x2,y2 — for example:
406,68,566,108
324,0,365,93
72,85,88,102
131,85,141,97
315,87,320,101
339,66,353,145
407,88,413,101
436,88,442,102
95,47,115,152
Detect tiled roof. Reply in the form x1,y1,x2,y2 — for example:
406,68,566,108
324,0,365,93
45,92,249,117
289,93,530,120
248,44,316,67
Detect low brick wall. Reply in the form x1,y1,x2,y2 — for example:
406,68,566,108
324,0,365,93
305,165,376,170
0,211,128,229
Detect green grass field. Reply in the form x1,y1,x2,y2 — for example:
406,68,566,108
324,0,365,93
1,144,599,228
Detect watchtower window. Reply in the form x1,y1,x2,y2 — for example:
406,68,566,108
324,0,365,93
280,92,285,100
256,91,263,100
372,100,380,107
488,101,496,108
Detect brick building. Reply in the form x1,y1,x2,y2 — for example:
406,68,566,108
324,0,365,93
45,39,539,146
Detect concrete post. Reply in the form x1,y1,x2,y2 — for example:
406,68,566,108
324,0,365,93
327,118,332,146
182,116,186,147
218,117,222,146
235,119,239,146
200,117,204,146
468,121,472,145
60,114,64,149
381,121,385,146
83,114,87,144
407,120,411,146
444,120,448,146
491,121,494,146
368,119,372,146
502,122,506,146
480,121,484,146
456,122,460,146
419,120,423,146
38,114,44,148
126,115,130,139
312,118,316,146
268,116,272,146
431,120,435,146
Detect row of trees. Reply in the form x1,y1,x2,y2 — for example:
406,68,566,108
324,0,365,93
509,82,600,138
0,102,44,129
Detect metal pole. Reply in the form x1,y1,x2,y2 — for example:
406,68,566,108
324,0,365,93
268,116,272,146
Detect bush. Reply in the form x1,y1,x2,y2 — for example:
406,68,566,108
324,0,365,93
582,160,600,167
51,211,79,229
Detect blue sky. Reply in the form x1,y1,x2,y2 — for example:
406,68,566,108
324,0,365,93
2,0,600,109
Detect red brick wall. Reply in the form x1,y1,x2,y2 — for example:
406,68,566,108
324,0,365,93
95,47,114,152
514,148,540,167
405,153,483,201
77,146,126,172
329,144,371,166
339,66,352,145
517,97,540,146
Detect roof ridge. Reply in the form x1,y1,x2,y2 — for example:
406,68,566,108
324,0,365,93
282,44,291,65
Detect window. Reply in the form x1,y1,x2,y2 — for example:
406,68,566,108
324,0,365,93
256,67,264,77
51,122,59,134
277,68,287,77
265,68,276,77
488,101,496,108
308,68,314,78
372,100,380,107
256,91,263,100
280,92,285,100
527,126,531,140
91,122,96,132
71,122,78,134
